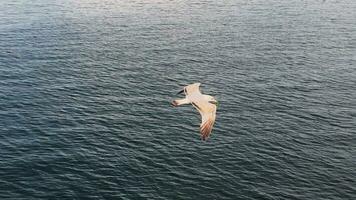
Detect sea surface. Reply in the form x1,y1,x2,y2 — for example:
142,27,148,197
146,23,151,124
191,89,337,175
0,0,355,199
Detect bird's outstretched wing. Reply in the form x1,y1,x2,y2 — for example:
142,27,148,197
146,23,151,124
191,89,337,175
184,83,201,96
192,101,217,141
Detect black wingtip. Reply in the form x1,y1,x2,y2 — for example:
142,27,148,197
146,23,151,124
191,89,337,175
177,89,184,95
201,136,208,141
171,100,178,107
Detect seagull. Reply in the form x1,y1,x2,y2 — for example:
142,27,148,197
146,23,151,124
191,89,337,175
172,83,218,141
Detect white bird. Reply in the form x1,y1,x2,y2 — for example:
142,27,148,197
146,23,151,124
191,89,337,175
172,83,218,141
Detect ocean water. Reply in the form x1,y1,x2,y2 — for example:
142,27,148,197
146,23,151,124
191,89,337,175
0,0,355,199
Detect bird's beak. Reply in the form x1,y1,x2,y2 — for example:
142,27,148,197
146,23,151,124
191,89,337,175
177,89,184,95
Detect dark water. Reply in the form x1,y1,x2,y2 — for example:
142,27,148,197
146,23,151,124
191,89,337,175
1,0,355,199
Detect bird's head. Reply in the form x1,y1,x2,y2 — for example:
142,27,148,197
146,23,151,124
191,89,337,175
208,97,219,107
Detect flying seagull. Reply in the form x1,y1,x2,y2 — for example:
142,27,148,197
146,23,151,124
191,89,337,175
172,83,218,141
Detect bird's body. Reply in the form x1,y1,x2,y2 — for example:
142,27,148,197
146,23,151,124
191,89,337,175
172,83,218,141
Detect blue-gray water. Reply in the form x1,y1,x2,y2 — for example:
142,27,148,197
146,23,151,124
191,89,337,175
1,0,355,199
